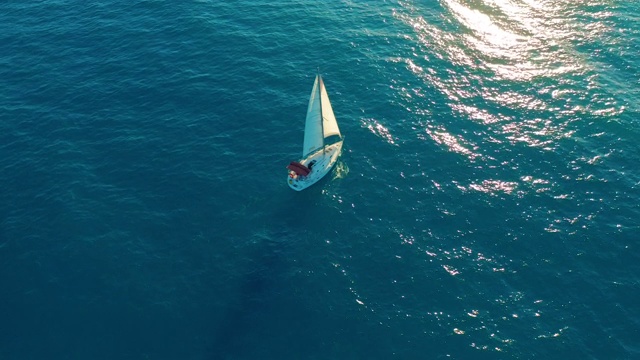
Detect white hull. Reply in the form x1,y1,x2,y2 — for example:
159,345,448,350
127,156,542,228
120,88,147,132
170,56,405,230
287,141,343,191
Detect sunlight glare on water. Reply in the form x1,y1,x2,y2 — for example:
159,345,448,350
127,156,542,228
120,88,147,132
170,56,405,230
390,0,626,162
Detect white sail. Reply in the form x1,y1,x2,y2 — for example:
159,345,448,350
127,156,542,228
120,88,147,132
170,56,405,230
319,76,341,139
302,75,324,157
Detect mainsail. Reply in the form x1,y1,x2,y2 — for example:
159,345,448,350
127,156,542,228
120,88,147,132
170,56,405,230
319,76,341,139
302,74,341,157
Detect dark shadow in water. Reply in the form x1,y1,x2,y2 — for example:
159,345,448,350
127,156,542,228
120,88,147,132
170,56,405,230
205,231,290,360
205,186,333,359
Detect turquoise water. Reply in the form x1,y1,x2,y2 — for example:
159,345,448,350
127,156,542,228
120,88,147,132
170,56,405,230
1,1,638,359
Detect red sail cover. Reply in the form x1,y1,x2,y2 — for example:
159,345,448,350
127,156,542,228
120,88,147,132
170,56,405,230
287,161,310,176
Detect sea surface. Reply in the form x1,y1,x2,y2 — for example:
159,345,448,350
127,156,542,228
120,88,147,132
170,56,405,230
1,1,639,359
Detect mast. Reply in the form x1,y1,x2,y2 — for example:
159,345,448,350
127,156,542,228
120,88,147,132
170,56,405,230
318,71,326,156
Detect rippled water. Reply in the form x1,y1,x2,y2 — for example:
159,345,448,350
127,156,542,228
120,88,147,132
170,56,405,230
0,0,638,359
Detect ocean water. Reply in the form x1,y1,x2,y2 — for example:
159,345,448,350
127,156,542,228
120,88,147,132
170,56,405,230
1,0,639,359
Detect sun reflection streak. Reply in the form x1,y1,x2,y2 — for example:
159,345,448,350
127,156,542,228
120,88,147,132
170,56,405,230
361,118,397,145
445,0,527,58
452,179,522,196
426,125,482,159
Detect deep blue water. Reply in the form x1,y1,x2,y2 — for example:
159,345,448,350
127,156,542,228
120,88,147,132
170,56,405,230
1,1,639,359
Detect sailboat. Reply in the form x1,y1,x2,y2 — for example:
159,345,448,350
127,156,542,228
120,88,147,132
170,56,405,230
287,72,344,191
